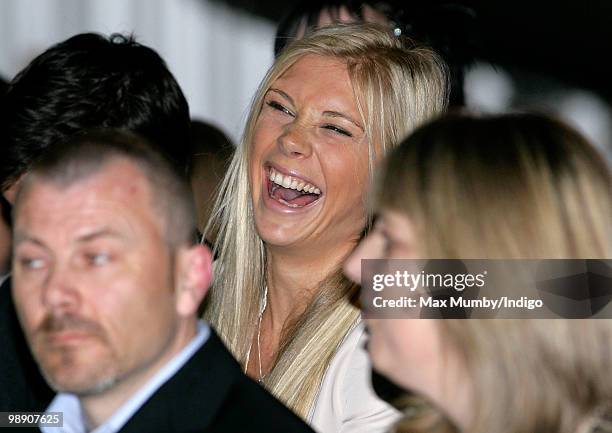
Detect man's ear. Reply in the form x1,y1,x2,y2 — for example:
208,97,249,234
3,176,24,205
175,244,213,317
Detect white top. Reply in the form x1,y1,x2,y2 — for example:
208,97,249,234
308,322,401,433
41,321,210,433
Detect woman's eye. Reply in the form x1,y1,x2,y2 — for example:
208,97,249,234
374,224,393,258
266,100,294,117
323,124,352,137
371,214,384,230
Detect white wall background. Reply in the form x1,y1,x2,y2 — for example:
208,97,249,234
0,0,276,142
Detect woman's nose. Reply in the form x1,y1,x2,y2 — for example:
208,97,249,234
277,123,313,158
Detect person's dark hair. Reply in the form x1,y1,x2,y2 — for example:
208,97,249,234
15,129,198,247
189,119,234,178
0,195,10,228
189,120,234,245
1,76,9,225
274,0,387,55
274,0,477,106
0,33,191,192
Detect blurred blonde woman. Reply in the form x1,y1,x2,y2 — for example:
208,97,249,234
345,113,612,433
203,23,448,432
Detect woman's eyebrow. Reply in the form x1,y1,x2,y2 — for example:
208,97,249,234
268,88,294,105
322,110,364,131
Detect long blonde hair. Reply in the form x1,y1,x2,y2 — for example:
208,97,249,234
378,113,612,433
203,23,448,417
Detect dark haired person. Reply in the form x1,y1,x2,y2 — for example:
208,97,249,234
189,120,234,242
0,32,191,198
1,76,9,283
0,32,191,413
0,196,9,283
275,0,392,56
12,130,314,433
274,0,476,106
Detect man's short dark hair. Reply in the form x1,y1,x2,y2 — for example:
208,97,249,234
0,33,191,192
15,129,198,247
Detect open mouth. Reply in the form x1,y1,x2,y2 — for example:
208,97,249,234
267,166,322,208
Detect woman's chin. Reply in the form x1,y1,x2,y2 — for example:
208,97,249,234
253,197,325,250
255,221,311,250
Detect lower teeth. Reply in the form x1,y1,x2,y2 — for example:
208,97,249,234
278,198,300,208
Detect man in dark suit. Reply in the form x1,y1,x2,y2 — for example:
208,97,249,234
0,32,192,412
11,131,313,433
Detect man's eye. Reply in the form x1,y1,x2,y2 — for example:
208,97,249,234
323,124,352,137
86,253,111,266
266,100,294,117
20,258,46,270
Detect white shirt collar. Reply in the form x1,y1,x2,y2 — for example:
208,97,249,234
41,320,210,433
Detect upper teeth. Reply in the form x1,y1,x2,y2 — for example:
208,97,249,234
269,167,321,194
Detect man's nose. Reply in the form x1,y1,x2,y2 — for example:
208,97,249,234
41,264,80,312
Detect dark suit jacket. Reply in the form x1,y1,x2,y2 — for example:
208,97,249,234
119,330,314,433
0,277,53,412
